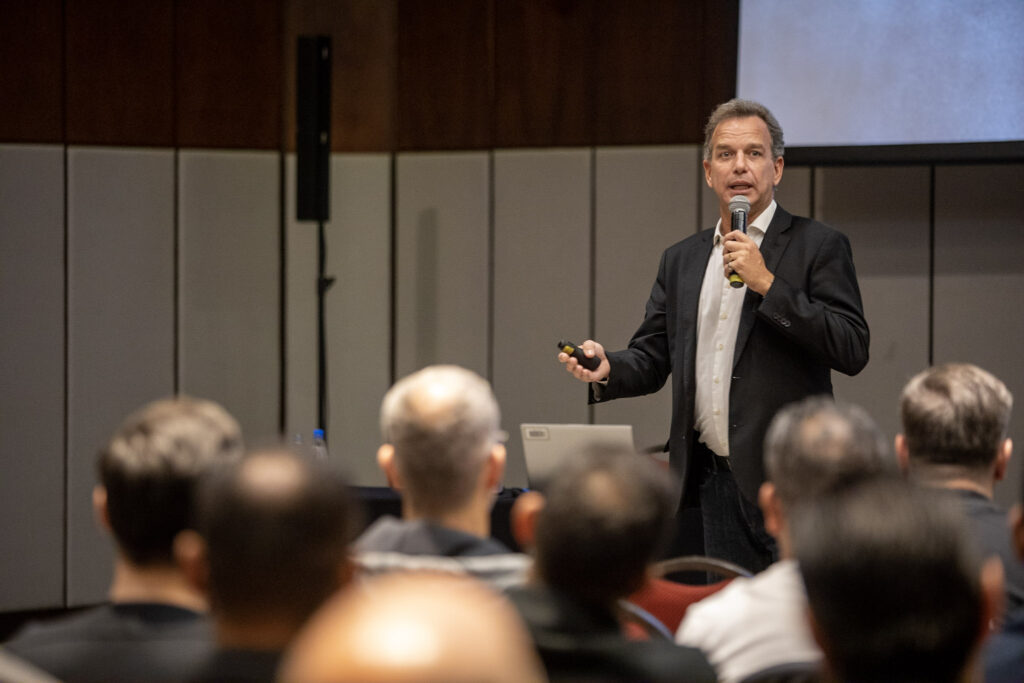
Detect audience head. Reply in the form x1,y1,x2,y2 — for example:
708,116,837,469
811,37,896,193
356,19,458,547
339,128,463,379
792,475,1003,683
762,395,892,510
378,365,505,518
280,572,547,683
95,396,243,566
702,98,785,161
519,445,675,605
176,448,356,641
898,363,1013,488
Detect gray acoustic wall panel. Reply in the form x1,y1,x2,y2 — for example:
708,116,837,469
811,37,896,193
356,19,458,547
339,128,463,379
593,147,699,455
285,154,391,486
178,151,280,444
66,148,175,605
395,153,490,380
493,149,592,487
934,163,1024,508
0,146,65,610
773,166,812,217
815,166,931,444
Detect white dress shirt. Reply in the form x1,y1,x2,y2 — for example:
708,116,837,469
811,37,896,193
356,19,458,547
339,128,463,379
693,200,776,457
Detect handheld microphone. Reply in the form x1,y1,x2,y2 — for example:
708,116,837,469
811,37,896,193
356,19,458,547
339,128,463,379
727,195,750,289
558,340,601,371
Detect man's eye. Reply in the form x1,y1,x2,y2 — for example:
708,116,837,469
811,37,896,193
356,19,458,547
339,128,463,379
719,151,731,159
750,150,762,157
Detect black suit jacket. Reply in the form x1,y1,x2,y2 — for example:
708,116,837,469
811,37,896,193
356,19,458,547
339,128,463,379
592,204,869,504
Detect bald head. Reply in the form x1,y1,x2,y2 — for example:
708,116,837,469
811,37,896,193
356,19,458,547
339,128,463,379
194,449,356,629
281,573,546,683
380,365,502,516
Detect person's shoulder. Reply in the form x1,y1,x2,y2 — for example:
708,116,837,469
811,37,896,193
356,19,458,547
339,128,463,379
777,206,848,241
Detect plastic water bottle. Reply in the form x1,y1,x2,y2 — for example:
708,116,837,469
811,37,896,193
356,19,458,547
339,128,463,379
311,428,329,461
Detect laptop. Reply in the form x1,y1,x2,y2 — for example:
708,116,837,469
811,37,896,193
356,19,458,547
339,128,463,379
519,423,635,489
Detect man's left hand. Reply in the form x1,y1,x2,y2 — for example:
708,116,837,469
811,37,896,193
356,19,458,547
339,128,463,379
722,230,774,296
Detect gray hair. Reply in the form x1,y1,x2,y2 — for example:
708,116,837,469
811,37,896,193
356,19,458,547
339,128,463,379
702,98,785,161
764,396,892,509
380,365,501,516
900,363,1013,471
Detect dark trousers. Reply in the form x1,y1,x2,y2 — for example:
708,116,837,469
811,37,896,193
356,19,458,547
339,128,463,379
664,437,776,575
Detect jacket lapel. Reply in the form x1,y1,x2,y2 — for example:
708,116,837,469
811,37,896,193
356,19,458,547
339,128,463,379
732,205,793,368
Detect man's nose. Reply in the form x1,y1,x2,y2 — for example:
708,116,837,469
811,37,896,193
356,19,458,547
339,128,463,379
733,153,748,171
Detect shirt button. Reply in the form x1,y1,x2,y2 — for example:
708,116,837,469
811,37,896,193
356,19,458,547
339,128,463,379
720,313,728,320
713,409,720,415
718,344,724,351
714,377,720,384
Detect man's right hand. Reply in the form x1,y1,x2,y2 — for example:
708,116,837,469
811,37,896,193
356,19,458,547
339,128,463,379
557,339,610,383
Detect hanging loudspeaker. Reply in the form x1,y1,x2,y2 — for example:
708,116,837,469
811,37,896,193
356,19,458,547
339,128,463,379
296,35,331,222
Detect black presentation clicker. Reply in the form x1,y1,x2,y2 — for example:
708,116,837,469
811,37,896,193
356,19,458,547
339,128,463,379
558,340,601,371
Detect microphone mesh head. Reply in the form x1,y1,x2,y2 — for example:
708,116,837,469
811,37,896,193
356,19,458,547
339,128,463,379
729,195,751,214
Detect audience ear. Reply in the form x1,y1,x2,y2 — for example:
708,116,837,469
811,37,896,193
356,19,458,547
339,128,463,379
894,434,910,472
92,486,111,532
377,445,402,490
979,556,1006,636
994,438,1012,482
1010,504,1024,561
511,491,545,551
485,444,507,493
758,482,783,538
173,530,210,595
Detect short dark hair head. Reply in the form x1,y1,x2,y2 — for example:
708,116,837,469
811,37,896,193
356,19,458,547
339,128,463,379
792,476,983,683
900,363,1012,471
764,396,893,509
380,365,502,517
97,396,243,565
703,98,785,161
195,448,357,626
533,445,675,604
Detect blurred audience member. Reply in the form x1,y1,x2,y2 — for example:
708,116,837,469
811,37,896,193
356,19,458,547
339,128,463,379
176,448,356,683
793,475,1003,683
508,445,716,682
4,397,242,682
355,365,529,588
985,463,1024,682
897,362,1023,611
280,572,547,683
677,396,892,682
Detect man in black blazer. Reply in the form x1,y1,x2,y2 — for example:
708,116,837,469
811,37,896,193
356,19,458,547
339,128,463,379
560,99,869,571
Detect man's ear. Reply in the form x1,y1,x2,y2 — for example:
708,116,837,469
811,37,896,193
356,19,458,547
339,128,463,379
377,445,401,490
93,486,111,532
1010,504,1024,561
173,530,209,596
894,434,911,473
510,491,545,552
758,482,783,539
979,556,1006,638
994,438,1012,482
483,444,507,493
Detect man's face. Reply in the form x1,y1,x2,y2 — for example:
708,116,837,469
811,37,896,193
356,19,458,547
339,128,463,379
703,115,784,227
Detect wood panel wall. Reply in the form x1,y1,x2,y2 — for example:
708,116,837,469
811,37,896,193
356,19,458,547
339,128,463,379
0,0,738,149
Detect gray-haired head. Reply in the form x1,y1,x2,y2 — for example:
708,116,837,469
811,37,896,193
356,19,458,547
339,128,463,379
900,362,1013,474
764,396,893,510
380,365,502,517
702,98,785,161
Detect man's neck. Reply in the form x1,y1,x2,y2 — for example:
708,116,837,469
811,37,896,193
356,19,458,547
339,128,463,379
910,462,995,499
215,616,299,652
108,556,207,612
402,497,491,539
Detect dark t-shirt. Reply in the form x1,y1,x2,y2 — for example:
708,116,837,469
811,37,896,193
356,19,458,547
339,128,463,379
187,648,282,683
952,489,1024,611
3,602,213,683
507,585,717,683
